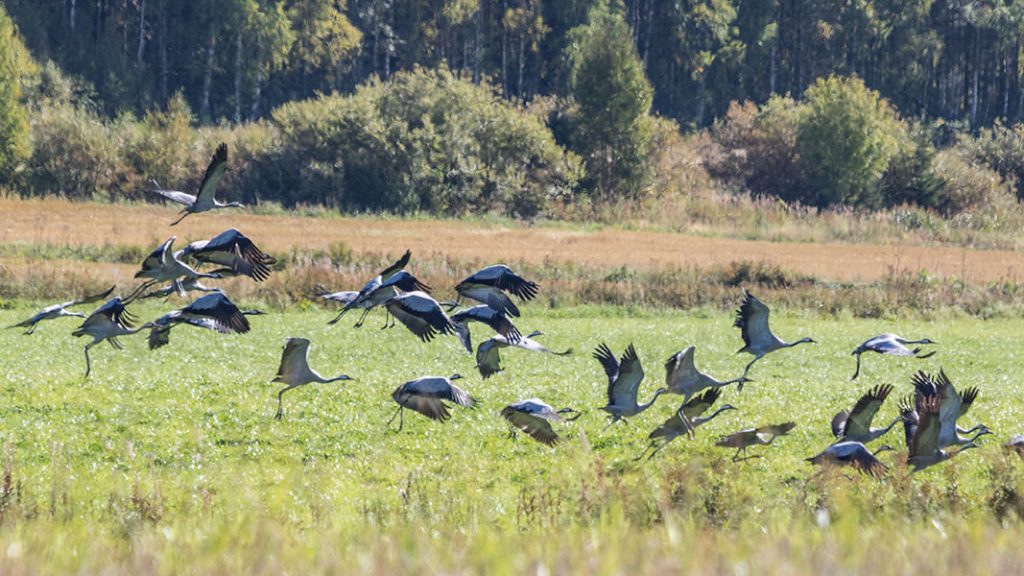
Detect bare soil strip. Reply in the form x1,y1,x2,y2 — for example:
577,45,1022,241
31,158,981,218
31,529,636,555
1,197,1020,283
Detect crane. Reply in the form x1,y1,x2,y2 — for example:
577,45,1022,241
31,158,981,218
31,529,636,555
134,236,222,296
911,369,991,448
637,388,737,461
388,374,477,431
901,396,978,472
715,422,796,462
733,290,815,378
383,291,458,342
475,330,571,379
151,143,241,225
272,337,354,420
593,343,667,427
146,292,261,350
179,228,275,281
454,265,538,317
850,333,936,380
1006,435,1024,456
500,399,580,446
72,287,152,377
806,441,893,477
330,250,424,327
451,305,522,353
831,384,901,444
663,346,750,434
8,285,114,334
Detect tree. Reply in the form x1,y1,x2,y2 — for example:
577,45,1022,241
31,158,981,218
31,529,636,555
0,5,31,184
795,75,908,208
566,0,654,201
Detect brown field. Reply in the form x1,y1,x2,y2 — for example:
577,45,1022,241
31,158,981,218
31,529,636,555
1,197,1022,284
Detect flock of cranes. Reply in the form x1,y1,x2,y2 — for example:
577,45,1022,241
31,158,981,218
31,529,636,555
6,142,1022,477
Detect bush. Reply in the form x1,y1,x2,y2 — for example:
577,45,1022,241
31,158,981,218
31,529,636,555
260,66,581,217
956,122,1024,200
796,75,909,209
705,96,802,201
25,101,122,199
928,148,1014,217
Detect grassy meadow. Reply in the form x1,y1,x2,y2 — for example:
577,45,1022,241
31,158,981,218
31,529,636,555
0,301,1023,573
1,198,1024,573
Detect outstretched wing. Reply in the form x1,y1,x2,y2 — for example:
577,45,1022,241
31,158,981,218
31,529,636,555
475,339,503,379
275,338,311,382
592,343,620,404
611,344,645,407
734,290,772,349
71,285,117,307
152,188,197,206
502,407,560,446
194,143,229,204
681,388,721,421
378,250,412,281
843,384,893,437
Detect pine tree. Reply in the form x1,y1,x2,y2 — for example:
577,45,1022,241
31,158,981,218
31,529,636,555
566,0,654,202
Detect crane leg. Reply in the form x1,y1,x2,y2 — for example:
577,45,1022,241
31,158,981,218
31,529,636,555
740,357,760,387
354,308,371,328
851,353,862,381
275,387,289,420
386,405,404,431
83,343,95,378
169,210,193,227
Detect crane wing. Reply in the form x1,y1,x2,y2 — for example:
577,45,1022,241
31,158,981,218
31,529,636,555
734,290,772,350
664,346,699,390
152,188,197,206
910,396,942,457
194,143,229,205
275,338,311,383
71,285,117,307
137,237,176,276
843,384,893,437
592,343,620,405
182,293,250,334
475,339,503,379
681,388,721,421
378,249,411,281
612,344,645,407
502,408,560,446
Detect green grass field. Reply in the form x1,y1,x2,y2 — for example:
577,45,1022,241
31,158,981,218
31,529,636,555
0,302,1023,573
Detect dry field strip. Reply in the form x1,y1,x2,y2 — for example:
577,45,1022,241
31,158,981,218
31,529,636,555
1,197,1021,284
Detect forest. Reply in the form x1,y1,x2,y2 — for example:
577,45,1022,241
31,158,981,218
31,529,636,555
2,0,1024,225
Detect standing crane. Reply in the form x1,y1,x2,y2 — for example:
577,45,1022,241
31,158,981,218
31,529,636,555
733,290,815,378
637,388,737,461
389,374,477,430
454,265,538,317
850,333,936,380
151,143,241,225
475,331,571,379
715,422,796,462
831,384,901,444
146,292,261,350
664,346,750,434
8,285,114,334
272,337,354,420
593,343,667,427
806,441,893,477
179,228,275,281
500,399,580,446
72,288,152,377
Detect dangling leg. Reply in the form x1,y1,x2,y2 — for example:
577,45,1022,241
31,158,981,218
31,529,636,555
354,308,371,328
386,405,404,431
83,342,95,378
275,387,290,420
851,353,862,381
169,209,193,227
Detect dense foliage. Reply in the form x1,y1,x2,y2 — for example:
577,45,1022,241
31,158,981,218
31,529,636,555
0,7,30,181
9,0,1024,130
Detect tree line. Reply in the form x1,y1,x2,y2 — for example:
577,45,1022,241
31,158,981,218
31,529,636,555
7,0,1024,129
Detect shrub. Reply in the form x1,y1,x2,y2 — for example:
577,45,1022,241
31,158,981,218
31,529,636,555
260,66,581,217
795,75,909,209
956,121,1024,200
